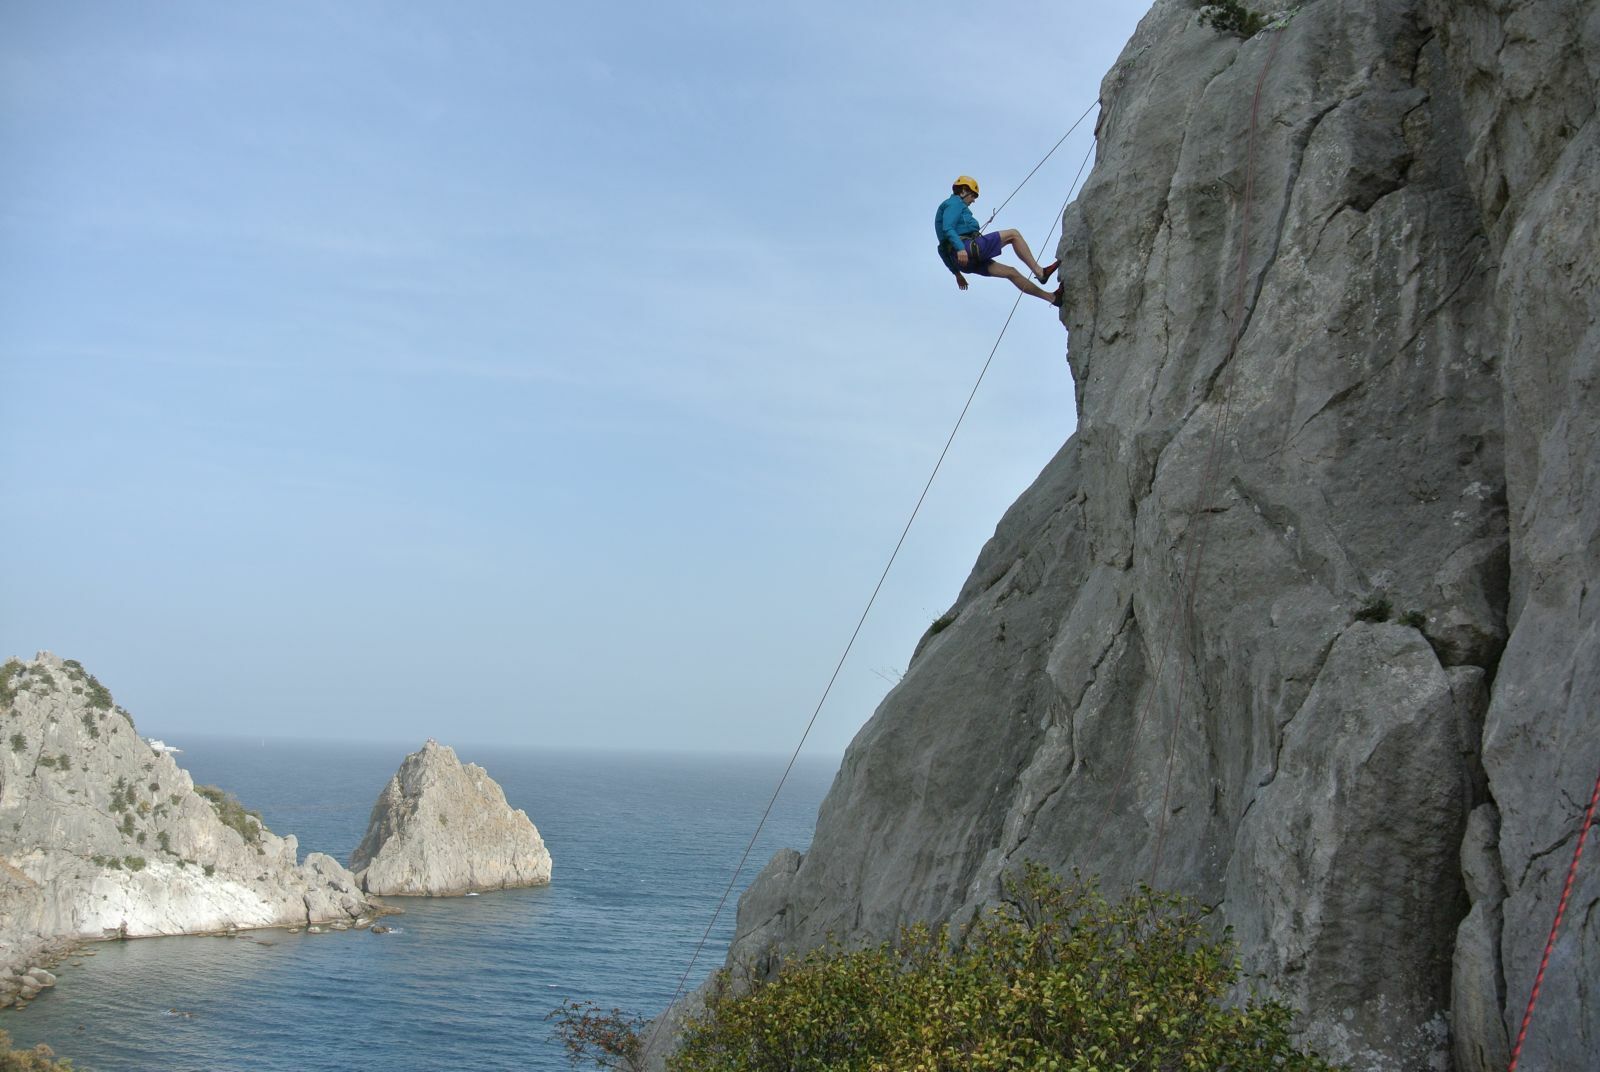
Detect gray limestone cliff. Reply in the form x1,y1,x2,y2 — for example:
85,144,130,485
0,653,377,987
349,739,552,896
706,3,1598,1071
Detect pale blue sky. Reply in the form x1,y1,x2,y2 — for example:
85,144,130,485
2,1,1152,755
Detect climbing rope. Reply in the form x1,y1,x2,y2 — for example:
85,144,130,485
978,98,1099,232
640,111,1101,1061
1507,757,1600,1070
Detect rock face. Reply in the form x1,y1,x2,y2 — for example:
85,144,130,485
349,740,551,896
708,3,1598,1071
0,653,376,977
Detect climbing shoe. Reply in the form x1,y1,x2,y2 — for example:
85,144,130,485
1038,260,1060,285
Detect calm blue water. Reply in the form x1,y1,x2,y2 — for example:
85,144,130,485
6,737,837,1071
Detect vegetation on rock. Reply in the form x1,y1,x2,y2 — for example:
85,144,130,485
553,866,1341,1071
195,784,264,845
1195,0,1266,37
0,1029,74,1071
0,659,22,709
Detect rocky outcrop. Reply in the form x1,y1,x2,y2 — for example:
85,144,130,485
706,2,1598,1071
0,653,377,979
350,740,551,896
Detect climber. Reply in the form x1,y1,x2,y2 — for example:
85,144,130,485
935,175,1061,304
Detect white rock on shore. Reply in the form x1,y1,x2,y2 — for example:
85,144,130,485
0,652,379,980
350,739,552,896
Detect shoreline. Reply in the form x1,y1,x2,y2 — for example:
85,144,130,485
0,899,402,1013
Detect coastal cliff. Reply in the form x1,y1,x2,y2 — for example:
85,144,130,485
350,739,552,896
0,653,377,983
714,2,1598,1070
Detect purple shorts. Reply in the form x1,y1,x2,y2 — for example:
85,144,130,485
940,231,1004,274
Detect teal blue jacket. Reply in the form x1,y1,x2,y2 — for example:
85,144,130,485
935,194,980,252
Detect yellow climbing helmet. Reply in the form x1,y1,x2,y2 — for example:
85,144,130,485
952,175,980,197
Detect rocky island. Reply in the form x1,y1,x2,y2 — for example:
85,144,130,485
350,739,552,896
0,653,380,1001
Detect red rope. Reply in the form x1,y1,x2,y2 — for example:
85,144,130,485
1506,759,1600,1070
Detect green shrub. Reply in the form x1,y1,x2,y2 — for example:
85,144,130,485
157,831,172,854
1399,609,1427,630
0,659,22,709
203,863,216,877
123,856,147,872
1196,0,1266,37
556,867,1341,1072
0,1026,75,1069
81,712,100,740
195,784,266,845
82,675,113,712
8,734,24,754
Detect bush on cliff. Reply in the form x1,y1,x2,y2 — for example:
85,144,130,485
195,784,264,845
0,659,22,709
554,865,1341,1072
1195,0,1266,37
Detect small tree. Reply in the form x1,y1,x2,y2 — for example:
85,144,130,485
549,1000,647,1070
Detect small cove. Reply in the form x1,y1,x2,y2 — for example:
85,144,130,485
7,737,834,1071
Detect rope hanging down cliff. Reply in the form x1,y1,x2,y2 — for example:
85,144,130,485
641,115,1100,1060
1508,758,1600,1071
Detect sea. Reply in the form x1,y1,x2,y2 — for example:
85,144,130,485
4,736,838,1072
